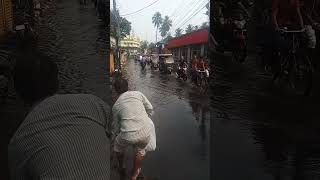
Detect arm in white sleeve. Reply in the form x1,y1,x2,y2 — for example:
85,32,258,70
140,93,154,117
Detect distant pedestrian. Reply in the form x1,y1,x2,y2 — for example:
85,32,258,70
112,78,156,180
8,54,112,179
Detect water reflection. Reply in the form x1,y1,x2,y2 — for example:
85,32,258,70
120,58,210,180
251,122,320,180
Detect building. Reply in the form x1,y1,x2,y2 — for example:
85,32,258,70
0,0,13,39
119,35,140,54
110,36,116,76
165,28,209,63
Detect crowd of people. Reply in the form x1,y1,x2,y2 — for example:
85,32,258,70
8,54,156,180
176,55,209,86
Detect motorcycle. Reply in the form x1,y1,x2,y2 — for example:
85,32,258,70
213,2,249,63
176,65,188,81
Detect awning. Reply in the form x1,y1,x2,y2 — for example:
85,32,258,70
165,28,209,49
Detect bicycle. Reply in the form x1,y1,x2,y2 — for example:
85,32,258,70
274,28,313,96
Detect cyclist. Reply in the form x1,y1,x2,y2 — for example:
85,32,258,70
300,0,320,70
195,56,206,85
301,0,319,49
263,0,304,74
196,56,206,71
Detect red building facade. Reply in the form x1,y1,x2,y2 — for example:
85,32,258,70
165,28,209,63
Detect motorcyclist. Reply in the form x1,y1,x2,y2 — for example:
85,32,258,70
213,0,250,51
140,55,146,69
177,59,188,78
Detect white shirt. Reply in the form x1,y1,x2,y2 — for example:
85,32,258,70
112,91,153,138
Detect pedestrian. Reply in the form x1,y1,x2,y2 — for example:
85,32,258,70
112,78,156,180
8,53,112,179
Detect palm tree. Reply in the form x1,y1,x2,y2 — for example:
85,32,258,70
160,16,172,40
185,24,193,34
152,12,163,43
175,28,183,37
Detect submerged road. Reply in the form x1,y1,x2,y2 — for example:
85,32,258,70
113,58,210,180
211,49,320,180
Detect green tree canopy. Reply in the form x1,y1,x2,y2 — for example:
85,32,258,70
152,12,163,43
163,33,173,43
175,28,183,37
148,42,155,49
160,16,172,39
205,2,209,16
200,22,209,29
110,10,132,38
140,40,148,51
185,24,193,34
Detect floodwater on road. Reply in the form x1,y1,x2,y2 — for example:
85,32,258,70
2,1,109,179
211,51,320,180
119,59,210,180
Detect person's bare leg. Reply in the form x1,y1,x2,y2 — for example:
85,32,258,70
131,152,144,180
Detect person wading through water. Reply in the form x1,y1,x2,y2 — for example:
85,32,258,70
112,78,156,180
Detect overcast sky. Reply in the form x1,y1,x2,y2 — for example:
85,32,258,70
110,0,209,43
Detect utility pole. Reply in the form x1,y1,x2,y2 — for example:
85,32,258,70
113,0,121,71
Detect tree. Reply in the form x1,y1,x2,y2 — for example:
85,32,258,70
163,33,173,43
110,10,132,38
200,22,209,29
152,12,163,43
140,41,148,51
194,25,199,31
205,2,209,16
185,24,193,34
148,42,155,49
160,16,172,40
175,28,183,37
119,17,131,38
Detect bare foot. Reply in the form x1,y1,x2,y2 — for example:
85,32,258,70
131,168,141,180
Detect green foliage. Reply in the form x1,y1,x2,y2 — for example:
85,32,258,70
163,33,173,43
200,22,209,29
175,28,183,37
110,10,132,38
152,12,163,42
160,16,172,39
140,40,148,50
185,24,193,34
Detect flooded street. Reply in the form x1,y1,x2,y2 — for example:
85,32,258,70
211,51,320,180
2,0,109,179
119,59,210,180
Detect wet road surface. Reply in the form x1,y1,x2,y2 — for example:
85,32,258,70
211,50,320,180
115,59,210,180
2,1,109,179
